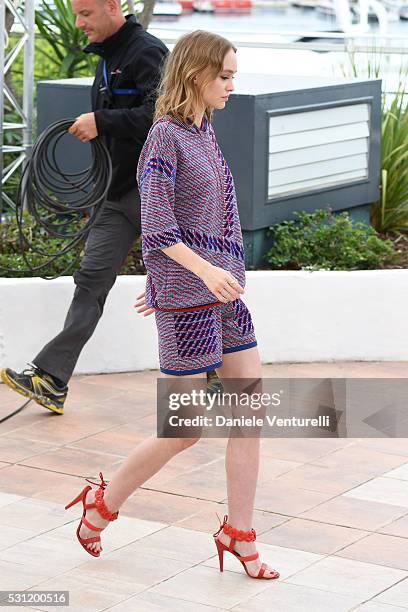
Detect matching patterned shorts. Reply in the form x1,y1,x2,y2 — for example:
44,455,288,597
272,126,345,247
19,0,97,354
154,298,257,376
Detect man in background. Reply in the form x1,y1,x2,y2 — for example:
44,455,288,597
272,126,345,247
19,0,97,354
1,0,168,414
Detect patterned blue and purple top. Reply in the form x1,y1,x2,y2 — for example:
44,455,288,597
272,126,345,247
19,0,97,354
136,113,246,311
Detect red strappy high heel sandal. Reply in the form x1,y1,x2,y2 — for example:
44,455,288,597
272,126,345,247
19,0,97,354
213,514,279,580
64,472,119,558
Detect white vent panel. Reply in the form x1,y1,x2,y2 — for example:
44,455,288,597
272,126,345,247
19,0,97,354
268,103,370,198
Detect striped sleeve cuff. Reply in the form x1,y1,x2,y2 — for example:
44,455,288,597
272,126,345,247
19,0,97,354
142,226,183,254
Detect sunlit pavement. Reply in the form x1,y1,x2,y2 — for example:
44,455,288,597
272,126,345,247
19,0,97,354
0,362,408,612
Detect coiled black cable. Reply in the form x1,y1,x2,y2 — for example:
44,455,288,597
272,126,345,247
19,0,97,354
0,119,112,279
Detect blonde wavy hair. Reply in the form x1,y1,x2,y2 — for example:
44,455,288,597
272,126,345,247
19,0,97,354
154,30,237,125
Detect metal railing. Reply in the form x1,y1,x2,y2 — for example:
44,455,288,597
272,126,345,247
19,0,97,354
0,0,34,213
149,25,408,94
149,25,408,53
2,10,408,212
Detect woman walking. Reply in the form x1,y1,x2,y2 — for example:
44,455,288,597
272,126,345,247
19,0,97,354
65,30,279,581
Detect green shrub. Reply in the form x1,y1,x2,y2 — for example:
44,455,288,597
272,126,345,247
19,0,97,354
0,211,84,278
120,236,145,275
35,0,97,79
0,212,145,278
341,51,408,234
372,83,408,233
264,208,399,271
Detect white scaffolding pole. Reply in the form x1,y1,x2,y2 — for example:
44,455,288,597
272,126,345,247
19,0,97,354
0,3,5,213
0,0,35,213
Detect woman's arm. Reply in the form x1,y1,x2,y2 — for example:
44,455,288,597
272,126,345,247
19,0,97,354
134,243,244,317
162,242,244,303
135,124,243,313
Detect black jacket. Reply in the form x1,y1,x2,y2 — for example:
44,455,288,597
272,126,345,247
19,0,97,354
84,15,168,200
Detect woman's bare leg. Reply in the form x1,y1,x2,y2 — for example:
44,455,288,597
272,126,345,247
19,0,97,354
215,347,278,578
79,372,205,553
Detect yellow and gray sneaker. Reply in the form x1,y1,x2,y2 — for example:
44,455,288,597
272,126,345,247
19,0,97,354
0,363,67,415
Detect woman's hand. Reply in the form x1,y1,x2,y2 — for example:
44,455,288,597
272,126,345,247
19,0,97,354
161,243,244,304
200,264,244,303
134,290,155,317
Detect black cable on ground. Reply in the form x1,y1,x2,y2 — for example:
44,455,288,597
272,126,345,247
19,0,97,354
0,399,32,424
0,118,112,279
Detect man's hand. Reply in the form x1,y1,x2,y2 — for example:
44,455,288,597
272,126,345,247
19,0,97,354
68,113,98,142
134,290,155,317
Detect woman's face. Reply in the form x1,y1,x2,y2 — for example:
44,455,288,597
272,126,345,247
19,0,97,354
198,48,237,110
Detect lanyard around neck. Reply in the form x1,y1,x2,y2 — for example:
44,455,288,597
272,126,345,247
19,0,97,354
102,60,139,95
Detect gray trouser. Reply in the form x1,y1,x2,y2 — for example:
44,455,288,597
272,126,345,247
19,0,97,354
33,188,141,385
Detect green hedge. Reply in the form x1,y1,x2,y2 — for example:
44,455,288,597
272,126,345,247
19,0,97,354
0,213,145,278
0,207,402,278
264,208,399,271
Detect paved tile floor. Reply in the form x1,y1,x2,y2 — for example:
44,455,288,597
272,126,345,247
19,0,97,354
0,362,407,612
